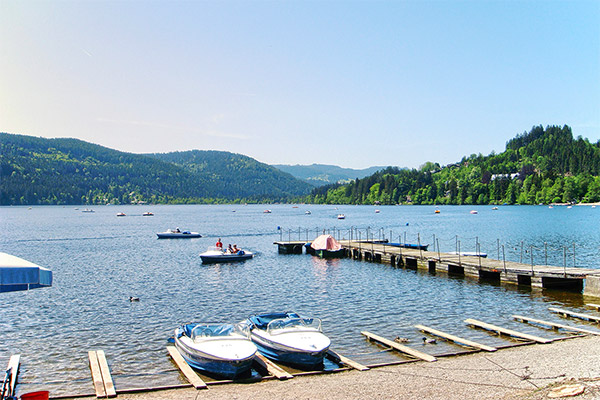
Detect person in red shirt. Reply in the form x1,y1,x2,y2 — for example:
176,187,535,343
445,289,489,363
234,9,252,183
216,238,223,249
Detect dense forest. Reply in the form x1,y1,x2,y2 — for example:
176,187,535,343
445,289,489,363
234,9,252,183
3,126,599,206
309,125,600,205
0,133,312,205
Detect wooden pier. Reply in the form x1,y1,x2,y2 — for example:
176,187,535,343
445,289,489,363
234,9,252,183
275,240,600,291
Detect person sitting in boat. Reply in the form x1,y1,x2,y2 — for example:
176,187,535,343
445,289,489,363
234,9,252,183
227,244,233,254
175,227,181,233
233,245,244,255
216,238,223,249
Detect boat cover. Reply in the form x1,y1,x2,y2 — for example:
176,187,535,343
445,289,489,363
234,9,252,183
310,235,342,251
248,312,301,329
0,252,53,293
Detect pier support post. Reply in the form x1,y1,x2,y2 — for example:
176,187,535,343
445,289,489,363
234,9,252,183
584,275,600,298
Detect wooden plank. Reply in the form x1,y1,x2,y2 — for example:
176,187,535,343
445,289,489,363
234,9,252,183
464,318,552,344
585,303,600,311
88,351,106,398
96,350,117,398
253,353,293,380
549,307,600,323
166,346,208,389
326,349,369,371
414,324,497,352
361,331,437,362
513,315,600,336
7,354,20,397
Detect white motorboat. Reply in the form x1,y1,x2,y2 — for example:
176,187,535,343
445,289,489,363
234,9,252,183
157,229,201,239
174,322,257,378
337,214,345,219
245,312,331,368
200,247,253,263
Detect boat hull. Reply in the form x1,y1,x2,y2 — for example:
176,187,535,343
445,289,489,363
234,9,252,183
174,328,256,378
157,232,202,239
387,243,429,251
315,249,345,258
200,251,253,263
250,333,329,368
246,313,331,368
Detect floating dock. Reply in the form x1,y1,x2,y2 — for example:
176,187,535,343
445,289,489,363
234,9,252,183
88,350,116,398
275,239,600,291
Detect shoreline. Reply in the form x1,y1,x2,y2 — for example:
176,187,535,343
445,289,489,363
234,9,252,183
56,335,600,400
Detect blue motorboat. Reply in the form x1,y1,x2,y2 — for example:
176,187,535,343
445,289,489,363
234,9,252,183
387,242,429,251
174,322,257,378
245,312,331,368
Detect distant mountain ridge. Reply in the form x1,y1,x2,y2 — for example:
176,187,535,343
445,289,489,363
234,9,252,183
272,163,388,186
0,132,312,205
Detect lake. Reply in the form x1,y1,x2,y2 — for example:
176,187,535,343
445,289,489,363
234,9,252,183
1,204,599,396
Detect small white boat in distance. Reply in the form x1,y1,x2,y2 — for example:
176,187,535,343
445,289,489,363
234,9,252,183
337,214,345,219
174,322,257,378
143,211,154,216
157,229,202,239
305,211,311,215
116,212,126,217
82,208,94,213
263,209,272,213
470,210,478,214
200,247,253,263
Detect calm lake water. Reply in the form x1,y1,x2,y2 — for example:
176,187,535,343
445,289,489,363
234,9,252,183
1,204,599,396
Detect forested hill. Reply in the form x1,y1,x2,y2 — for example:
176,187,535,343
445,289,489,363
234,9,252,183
0,132,312,205
309,125,600,205
147,150,312,199
272,164,387,186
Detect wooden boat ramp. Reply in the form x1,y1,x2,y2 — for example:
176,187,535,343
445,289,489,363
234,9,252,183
274,239,600,292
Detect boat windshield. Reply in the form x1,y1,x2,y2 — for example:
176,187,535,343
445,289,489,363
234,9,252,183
190,323,250,342
206,246,224,252
266,317,322,335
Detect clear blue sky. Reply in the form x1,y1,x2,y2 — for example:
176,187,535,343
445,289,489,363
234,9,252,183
1,0,598,169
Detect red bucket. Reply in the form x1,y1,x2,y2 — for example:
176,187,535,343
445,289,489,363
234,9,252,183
20,391,50,400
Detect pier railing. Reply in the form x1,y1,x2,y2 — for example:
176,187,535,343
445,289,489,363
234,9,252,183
276,226,588,273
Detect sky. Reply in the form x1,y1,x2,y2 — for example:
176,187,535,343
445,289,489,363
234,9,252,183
1,1,599,169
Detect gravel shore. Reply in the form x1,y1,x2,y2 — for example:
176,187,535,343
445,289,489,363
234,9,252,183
59,335,600,400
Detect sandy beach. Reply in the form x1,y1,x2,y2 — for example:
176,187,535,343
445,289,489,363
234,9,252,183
59,335,600,400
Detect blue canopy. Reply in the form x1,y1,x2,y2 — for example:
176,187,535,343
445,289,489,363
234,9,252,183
0,252,53,293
